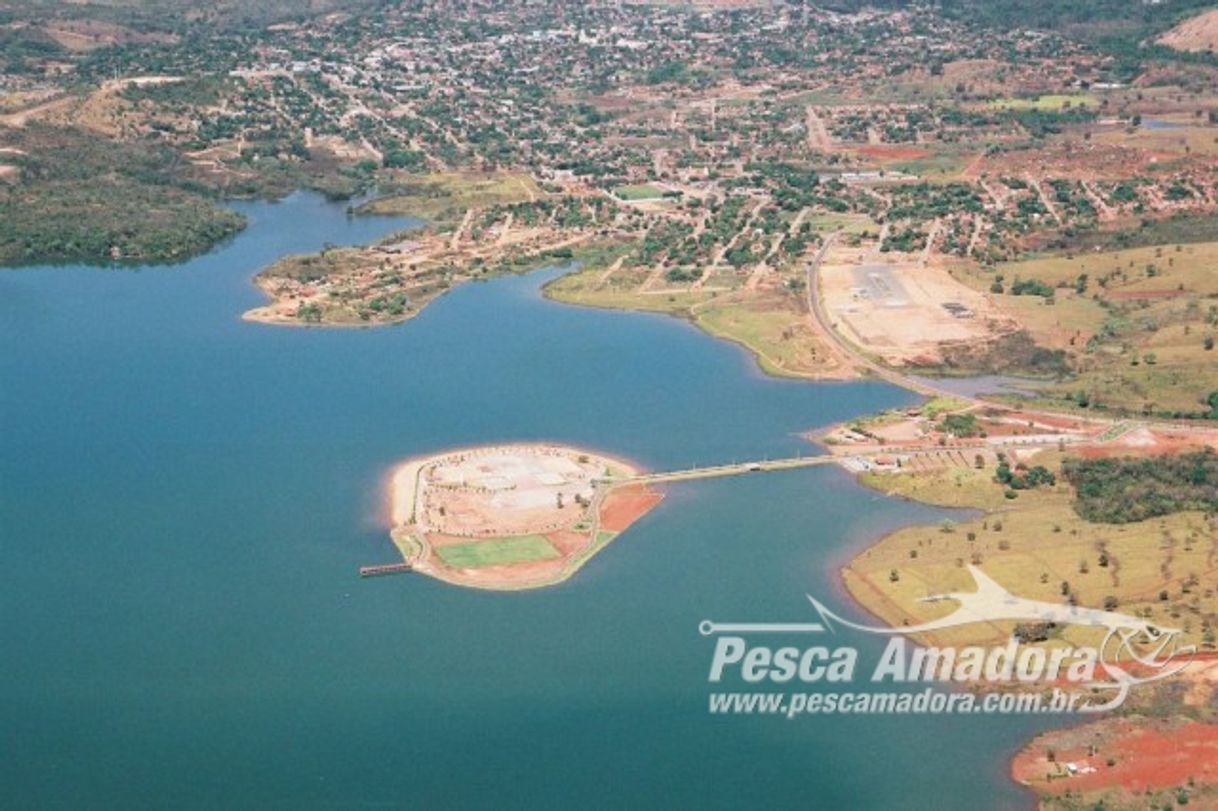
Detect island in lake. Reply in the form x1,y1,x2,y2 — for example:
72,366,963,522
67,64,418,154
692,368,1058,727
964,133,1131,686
386,444,662,590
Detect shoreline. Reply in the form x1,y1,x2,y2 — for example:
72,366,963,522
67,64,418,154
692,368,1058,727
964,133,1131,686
539,273,858,383
245,251,857,381
829,464,1045,803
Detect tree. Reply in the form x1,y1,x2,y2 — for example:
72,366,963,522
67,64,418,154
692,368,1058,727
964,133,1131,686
383,149,425,170
942,413,979,437
1062,449,1218,523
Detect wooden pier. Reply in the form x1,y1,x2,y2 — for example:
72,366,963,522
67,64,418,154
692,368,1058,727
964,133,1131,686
359,562,413,578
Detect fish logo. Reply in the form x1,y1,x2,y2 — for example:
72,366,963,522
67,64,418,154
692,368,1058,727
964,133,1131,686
804,565,1194,712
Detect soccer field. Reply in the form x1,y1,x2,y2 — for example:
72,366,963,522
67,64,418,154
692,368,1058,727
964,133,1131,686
434,535,561,568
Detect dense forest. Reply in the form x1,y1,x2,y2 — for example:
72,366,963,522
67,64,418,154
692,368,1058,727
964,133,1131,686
1063,449,1218,524
0,125,244,266
0,25,63,75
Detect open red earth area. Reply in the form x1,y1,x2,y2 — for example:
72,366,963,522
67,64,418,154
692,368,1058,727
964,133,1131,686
598,485,664,532
852,144,931,161
1074,430,1215,459
1012,718,1218,795
543,529,590,556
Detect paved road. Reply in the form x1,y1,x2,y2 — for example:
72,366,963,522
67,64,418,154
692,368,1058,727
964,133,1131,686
798,232,1218,441
612,435,1077,485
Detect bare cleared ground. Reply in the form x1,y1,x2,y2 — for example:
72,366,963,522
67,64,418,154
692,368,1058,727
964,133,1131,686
420,448,608,538
964,141,1167,182
1158,8,1218,53
39,20,178,52
819,242,1018,366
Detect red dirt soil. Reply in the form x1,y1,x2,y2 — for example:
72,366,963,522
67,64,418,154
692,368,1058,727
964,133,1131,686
545,529,591,556
1012,719,1218,795
853,144,931,162
1074,429,1216,459
971,143,1166,181
598,485,664,532
447,558,567,587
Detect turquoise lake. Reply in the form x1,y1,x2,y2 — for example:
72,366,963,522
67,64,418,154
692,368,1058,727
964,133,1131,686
1,193,1050,808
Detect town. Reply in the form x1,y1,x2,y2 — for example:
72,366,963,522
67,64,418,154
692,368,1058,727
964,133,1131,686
6,1,1218,808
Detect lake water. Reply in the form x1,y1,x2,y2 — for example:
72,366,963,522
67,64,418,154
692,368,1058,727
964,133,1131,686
1,193,1050,809
1140,117,1186,131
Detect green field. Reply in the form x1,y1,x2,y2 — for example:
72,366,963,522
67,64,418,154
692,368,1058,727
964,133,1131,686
986,93,1098,111
358,172,540,223
694,292,840,378
544,263,713,315
613,183,666,201
891,152,975,179
804,213,876,235
956,241,1218,415
435,535,560,568
996,241,1218,298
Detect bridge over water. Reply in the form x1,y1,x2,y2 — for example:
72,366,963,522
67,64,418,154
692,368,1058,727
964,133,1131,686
603,434,1076,486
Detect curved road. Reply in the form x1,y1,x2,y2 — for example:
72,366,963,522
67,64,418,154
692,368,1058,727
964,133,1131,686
801,233,1218,442
803,232,953,399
